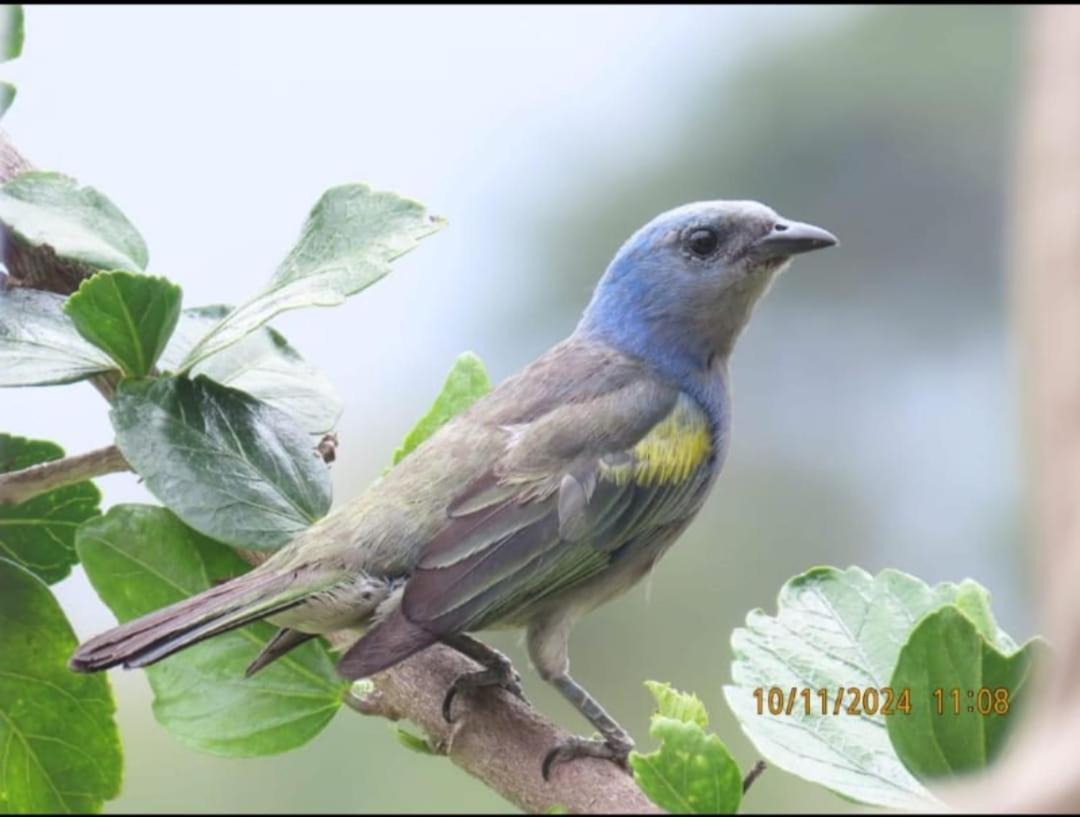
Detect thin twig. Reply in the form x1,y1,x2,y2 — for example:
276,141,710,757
0,444,130,505
742,759,766,794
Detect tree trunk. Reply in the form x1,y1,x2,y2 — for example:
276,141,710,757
947,6,1080,811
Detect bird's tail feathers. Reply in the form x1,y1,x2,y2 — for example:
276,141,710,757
69,568,322,673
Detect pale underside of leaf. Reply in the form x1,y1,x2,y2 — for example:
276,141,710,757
721,566,1015,810
0,288,116,386
160,306,342,435
0,171,147,274
178,184,442,372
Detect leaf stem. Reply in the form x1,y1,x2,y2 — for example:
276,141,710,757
742,760,767,794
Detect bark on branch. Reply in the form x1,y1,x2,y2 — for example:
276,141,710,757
355,644,658,813
0,130,656,814
0,444,130,505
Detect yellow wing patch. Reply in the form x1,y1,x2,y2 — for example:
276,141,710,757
601,395,712,487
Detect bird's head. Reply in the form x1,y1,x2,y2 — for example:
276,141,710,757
577,200,836,383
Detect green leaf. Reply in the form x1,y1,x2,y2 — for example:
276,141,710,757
0,558,122,812
0,171,147,274
110,375,331,550
392,352,490,465
178,184,443,371
394,725,435,756
159,305,342,434
0,433,101,584
76,504,348,756
630,684,741,815
0,5,24,62
952,580,1018,652
0,82,14,120
722,566,1013,810
887,605,1047,780
0,288,116,386
643,680,708,729
64,271,182,378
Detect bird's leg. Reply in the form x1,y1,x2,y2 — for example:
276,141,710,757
541,673,635,781
526,616,634,779
440,633,528,722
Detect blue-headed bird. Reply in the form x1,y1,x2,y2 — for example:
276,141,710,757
71,201,836,777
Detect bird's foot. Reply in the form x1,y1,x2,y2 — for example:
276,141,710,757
441,650,528,723
541,734,634,781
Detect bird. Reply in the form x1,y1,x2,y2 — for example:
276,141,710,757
69,200,836,778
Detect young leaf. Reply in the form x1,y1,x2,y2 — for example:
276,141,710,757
0,5,24,63
178,184,443,371
77,504,349,756
630,682,741,814
0,288,117,386
394,725,436,756
392,351,491,465
951,580,1019,652
0,433,101,583
64,271,182,378
160,305,343,434
0,558,122,812
110,375,331,550
887,605,1047,780
642,680,708,729
722,567,1003,810
0,171,148,273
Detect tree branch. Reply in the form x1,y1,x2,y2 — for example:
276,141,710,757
355,643,659,814
0,444,130,506
0,129,655,814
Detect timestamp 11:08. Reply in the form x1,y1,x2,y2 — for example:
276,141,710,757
751,686,1013,717
934,687,1011,715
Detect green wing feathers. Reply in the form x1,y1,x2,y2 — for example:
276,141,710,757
398,390,715,636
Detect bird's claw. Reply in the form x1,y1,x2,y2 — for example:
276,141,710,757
441,664,529,723
541,735,633,781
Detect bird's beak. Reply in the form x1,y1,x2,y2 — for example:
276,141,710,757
749,219,838,260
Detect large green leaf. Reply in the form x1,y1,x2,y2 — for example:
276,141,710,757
391,351,490,465
110,375,331,550
630,682,742,814
0,5,24,63
76,505,348,756
0,172,147,274
0,433,101,584
722,566,1015,810
160,305,342,434
64,271,181,378
0,288,116,386
887,605,1047,780
178,184,443,371
0,558,122,812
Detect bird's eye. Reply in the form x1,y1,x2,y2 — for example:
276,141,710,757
686,228,719,257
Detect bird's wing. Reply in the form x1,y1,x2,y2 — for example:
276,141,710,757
400,378,715,635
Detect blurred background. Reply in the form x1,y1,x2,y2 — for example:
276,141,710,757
2,5,1027,813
